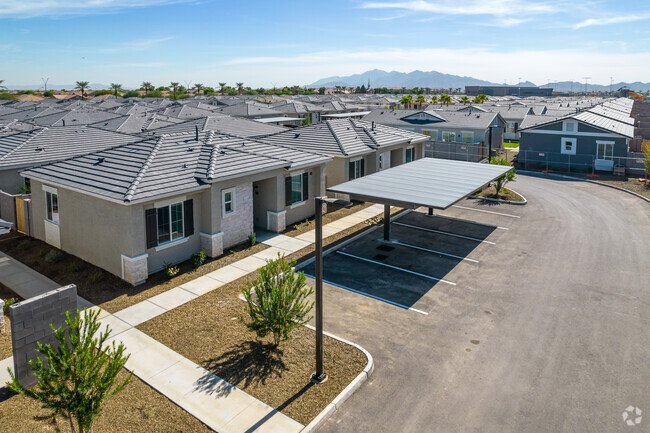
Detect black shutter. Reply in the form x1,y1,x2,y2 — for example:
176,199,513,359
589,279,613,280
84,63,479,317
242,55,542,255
360,158,365,177
145,208,158,249
285,176,292,206
348,161,354,180
302,172,309,201
183,199,194,236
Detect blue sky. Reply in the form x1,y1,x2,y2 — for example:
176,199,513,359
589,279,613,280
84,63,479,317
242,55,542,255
0,0,647,88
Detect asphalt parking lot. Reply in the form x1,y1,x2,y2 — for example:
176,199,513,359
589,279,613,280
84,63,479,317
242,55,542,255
303,174,650,433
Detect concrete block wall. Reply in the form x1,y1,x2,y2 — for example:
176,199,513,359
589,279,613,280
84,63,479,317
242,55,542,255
10,284,78,388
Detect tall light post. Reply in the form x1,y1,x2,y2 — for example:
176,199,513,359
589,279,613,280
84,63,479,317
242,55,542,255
311,196,352,384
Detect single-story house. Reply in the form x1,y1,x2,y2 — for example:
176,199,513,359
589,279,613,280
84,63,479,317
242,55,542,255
21,131,331,285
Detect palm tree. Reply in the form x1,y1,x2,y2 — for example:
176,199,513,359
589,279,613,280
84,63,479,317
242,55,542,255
236,82,244,95
430,95,439,105
219,82,226,95
110,83,123,97
416,94,426,109
0,80,6,91
194,83,204,95
460,96,470,104
170,82,179,100
440,94,452,105
141,81,152,96
74,81,90,99
400,95,413,108
473,94,488,104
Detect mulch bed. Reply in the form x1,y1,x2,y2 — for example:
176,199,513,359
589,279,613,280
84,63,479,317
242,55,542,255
597,178,650,200
0,232,269,314
0,370,214,433
281,201,374,237
137,206,405,426
476,185,525,202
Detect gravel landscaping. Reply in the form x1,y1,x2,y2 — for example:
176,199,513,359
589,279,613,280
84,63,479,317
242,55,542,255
597,178,650,199
0,370,214,433
475,185,525,202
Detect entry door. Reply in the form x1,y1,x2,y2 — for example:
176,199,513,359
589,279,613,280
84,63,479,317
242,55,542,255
595,142,614,171
379,151,391,170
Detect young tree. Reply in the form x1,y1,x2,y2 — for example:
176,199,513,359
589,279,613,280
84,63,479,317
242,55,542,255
236,82,244,95
74,81,90,99
241,254,314,346
473,94,488,104
6,309,132,433
0,79,6,90
110,83,122,97
416,94,426,108
440,94,452,105
430,95,439,105
400,95,413,108
194,83,203,95
460,96,470,104
141,81,152,96
170,82,179,99
318,87,326,95
218,82,226,95
489,157,516,197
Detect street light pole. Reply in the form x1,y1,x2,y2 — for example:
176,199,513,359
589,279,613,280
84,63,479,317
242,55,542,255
312,196,352,384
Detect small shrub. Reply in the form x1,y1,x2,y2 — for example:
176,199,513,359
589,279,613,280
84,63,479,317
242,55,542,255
241,254,314,345
230,250,235,255
39,248,48,257
248,232,256,246
164,262,179,278
3,297,18,314
44,249,64,263
70,262,85,272
90,271,104,283
17,240,30,251
192,250,207,267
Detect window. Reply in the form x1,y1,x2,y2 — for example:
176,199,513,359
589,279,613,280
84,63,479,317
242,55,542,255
406,147,415,163
45,191,59,224
378,154,383,170
461,132,474,143
156,203,184,244
349,158,365,180
285,173,309,206
442,131,455,142
563,121,577,132
561,137,577,155
597,141,614,160
421,129,437,139
223,189,234,215
506,122,517,133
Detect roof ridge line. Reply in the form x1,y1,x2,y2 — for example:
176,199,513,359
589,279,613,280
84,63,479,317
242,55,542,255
325,120,348,156
124,136,164,202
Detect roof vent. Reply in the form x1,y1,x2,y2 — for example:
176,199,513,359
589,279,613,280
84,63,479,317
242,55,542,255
94,157,104,165
35,146,44,152
294,133,300,138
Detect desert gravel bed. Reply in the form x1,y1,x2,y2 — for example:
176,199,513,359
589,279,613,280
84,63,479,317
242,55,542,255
476,185,526,202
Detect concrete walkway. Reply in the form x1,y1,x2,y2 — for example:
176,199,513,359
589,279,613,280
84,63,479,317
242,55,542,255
0,203,386,432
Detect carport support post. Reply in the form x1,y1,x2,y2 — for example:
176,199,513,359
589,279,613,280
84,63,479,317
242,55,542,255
428,207,433,216
384,204,391,241
312,196,327,384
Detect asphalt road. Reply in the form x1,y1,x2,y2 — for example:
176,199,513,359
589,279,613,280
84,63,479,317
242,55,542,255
309,174,650,433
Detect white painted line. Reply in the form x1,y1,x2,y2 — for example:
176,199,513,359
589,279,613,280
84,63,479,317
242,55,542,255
428,213,509,230
392,241,479,263
393,222,496,245
337,251,456,285
452,205,521,218
303,272,428,315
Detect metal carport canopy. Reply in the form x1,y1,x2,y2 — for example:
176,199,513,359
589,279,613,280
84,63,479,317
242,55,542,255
327,158,513,210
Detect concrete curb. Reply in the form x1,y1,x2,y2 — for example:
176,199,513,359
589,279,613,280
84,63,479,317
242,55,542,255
518,170,650,204
301,325,374,433
468,188,528,205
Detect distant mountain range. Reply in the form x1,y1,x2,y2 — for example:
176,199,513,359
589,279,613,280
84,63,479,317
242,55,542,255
4,83,112,91
309,69,650,92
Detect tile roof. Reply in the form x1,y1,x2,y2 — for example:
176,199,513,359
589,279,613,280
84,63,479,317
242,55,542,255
150,115,287,138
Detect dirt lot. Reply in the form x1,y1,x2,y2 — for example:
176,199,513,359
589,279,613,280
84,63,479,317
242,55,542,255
597,178,650,199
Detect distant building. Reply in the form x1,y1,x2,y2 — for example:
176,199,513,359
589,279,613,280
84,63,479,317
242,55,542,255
465,86,553,97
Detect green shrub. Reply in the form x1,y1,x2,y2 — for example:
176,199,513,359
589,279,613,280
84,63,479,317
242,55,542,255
43,91,54,97
70,262,85,272
248,232,256,246
90,271,104,283
44,249,64,263
192,250,207,267
241,254,314,345
3,297,18,314
489,157,516,196
7,309,132,433
17,240,30,251
164,262,179,278
123,90,140,98
0,93,17,101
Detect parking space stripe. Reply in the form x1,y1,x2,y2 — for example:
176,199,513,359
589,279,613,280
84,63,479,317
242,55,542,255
336,251,456,285
452,205,521,218
428,213,509,230
303,272,429,315
392,241,479,263
393,222,496,245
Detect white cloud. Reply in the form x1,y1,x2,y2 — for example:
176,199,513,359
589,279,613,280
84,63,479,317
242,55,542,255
99,37,175,53
219,47,650,87
360,0,560,17
0,0,195,18
573,14,650,29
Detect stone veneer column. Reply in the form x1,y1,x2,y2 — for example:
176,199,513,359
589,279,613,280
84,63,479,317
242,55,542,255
200,232,224,258
121,253,149,286
266,210,287,233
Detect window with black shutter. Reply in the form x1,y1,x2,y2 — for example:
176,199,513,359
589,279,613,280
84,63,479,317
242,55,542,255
145,208,158,249
302,172,309,201
285,176,292,206
183,199,194,236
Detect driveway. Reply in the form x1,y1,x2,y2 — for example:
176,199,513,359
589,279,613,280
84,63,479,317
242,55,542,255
310,174,650,433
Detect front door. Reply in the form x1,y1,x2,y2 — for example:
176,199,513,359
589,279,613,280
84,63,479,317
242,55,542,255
595,142,614,171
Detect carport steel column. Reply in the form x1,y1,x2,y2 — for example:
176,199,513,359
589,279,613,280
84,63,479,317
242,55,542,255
384,204,391,241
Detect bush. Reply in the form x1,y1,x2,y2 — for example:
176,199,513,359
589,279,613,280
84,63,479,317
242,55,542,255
17,240,30,251
248,232,256,246
90,271,104,283
489,157,516,196
123,90,140,98
0,93,17,101
164,262,179,278
43,91,54,97
44,249,64,263
241,254,314,345
70,262,85,272
3,297,18,314
192,250,207,267
7,309,132,433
